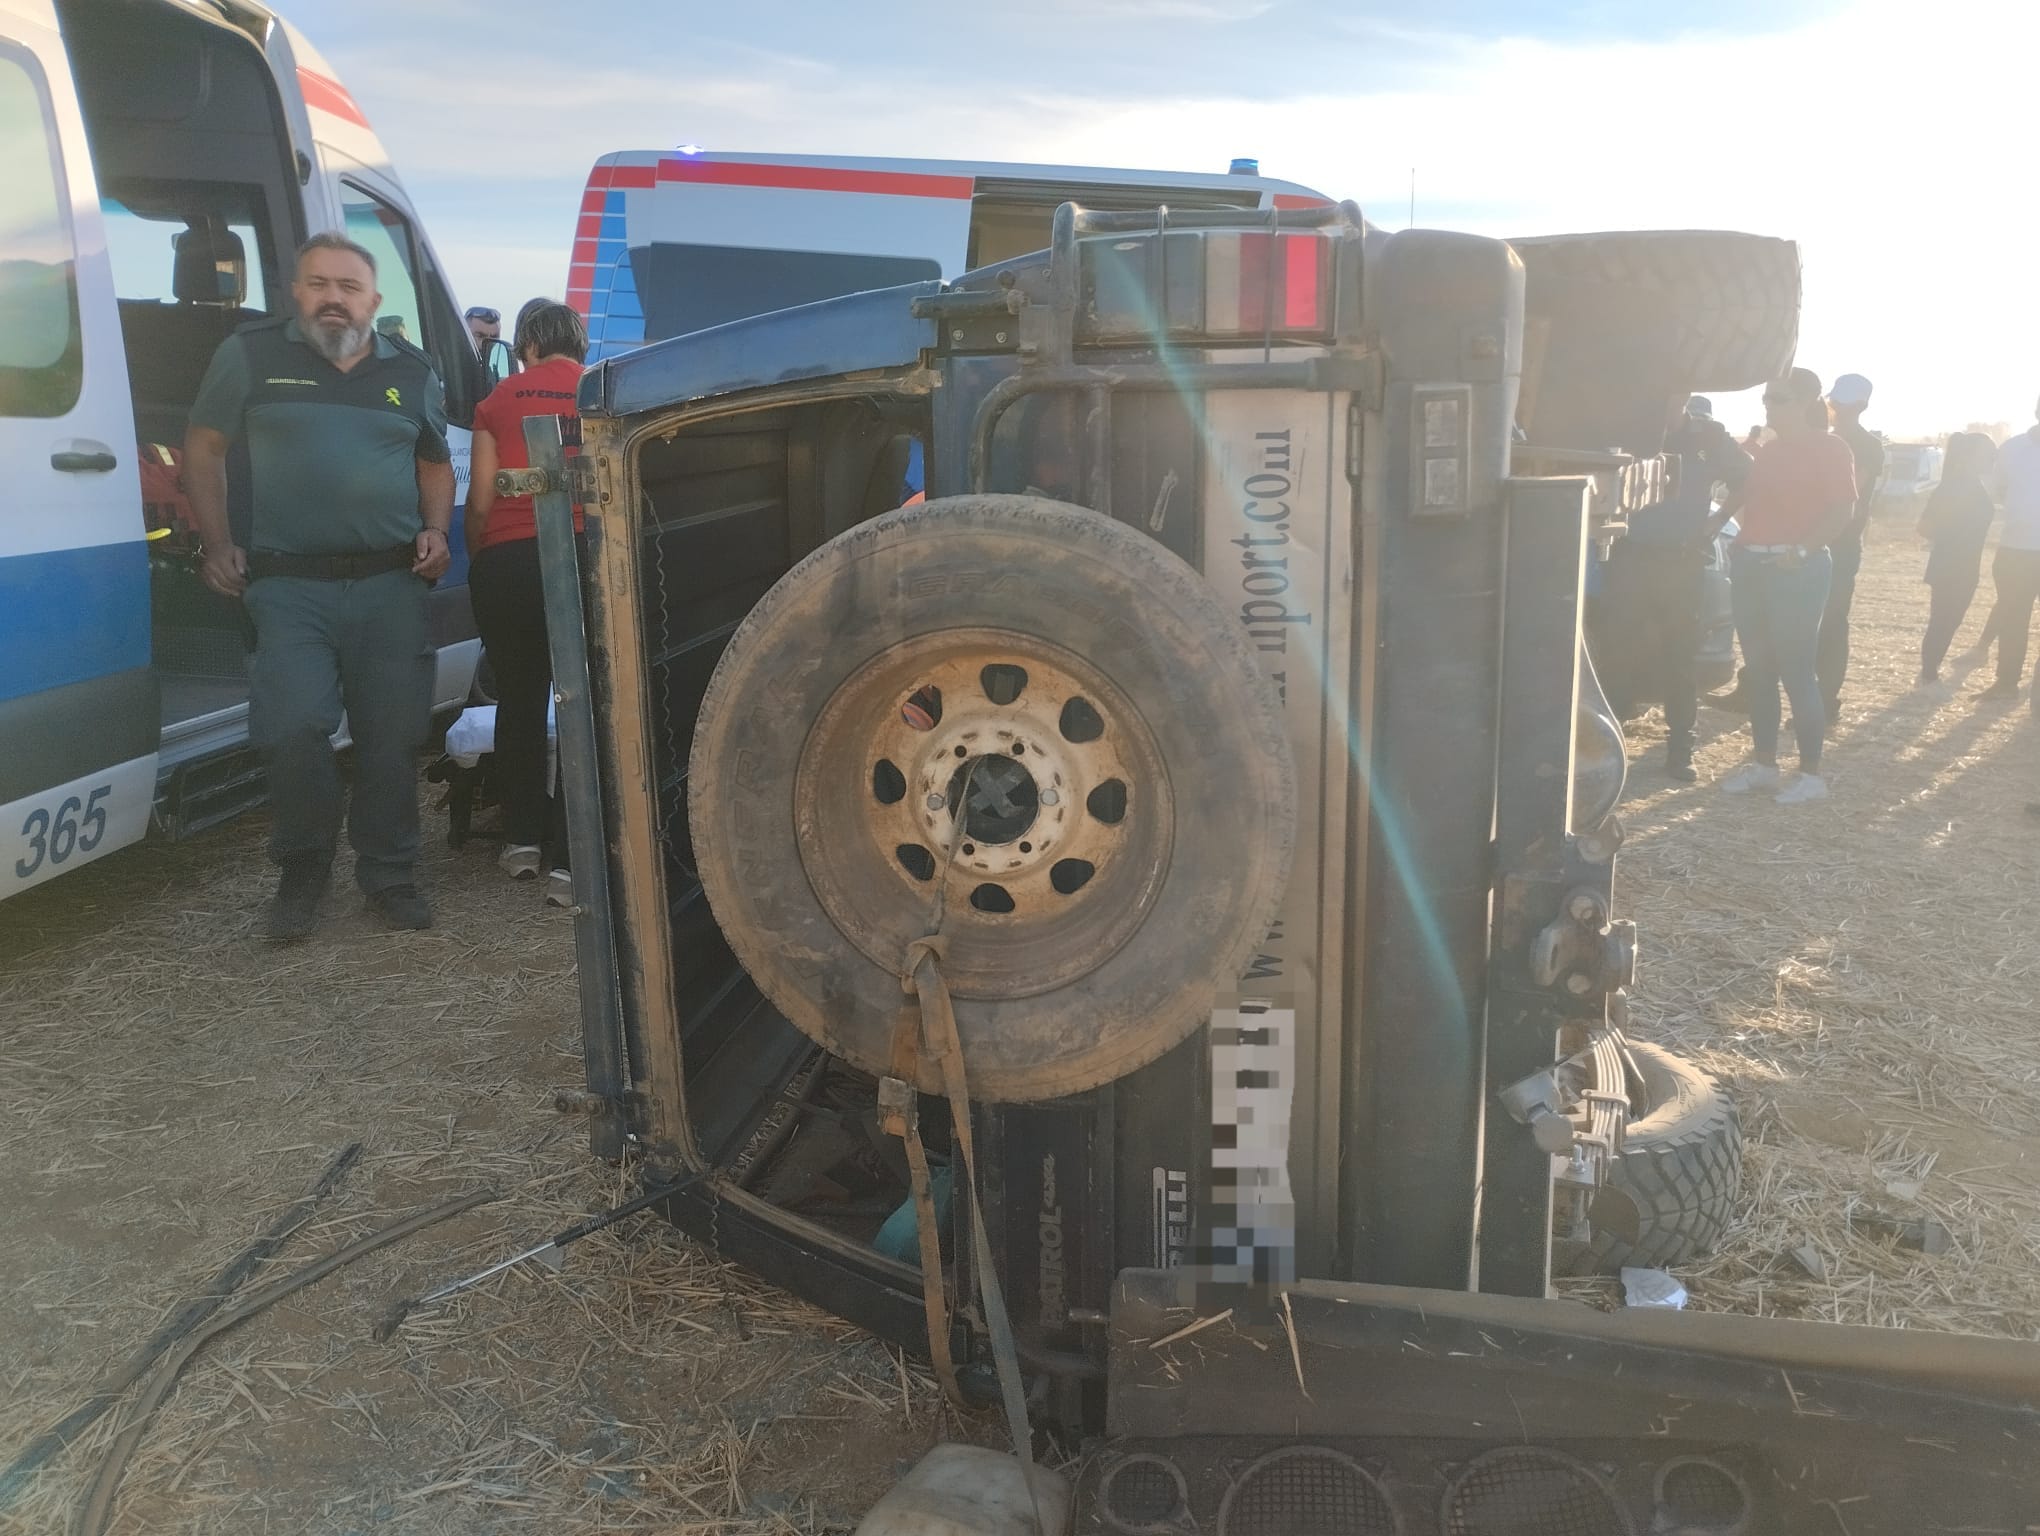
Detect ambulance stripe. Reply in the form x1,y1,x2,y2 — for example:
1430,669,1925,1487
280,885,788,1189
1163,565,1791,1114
654,159,973,200
296,68,369,129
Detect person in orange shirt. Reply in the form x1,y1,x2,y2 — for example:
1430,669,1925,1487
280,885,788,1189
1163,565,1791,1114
1704,368,1858,804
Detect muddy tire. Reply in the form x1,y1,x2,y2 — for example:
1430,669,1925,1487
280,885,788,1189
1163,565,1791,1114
1557,1040,1742,1276
1513,230,1801,454
687,494,1296,1103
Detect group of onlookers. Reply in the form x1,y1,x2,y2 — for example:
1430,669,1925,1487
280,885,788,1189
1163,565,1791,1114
1626,372,2040,809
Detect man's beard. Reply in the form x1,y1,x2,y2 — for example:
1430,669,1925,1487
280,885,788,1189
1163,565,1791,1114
306,311,372,363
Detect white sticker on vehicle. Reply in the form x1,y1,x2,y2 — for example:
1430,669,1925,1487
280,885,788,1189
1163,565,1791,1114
1199,379,1349,1273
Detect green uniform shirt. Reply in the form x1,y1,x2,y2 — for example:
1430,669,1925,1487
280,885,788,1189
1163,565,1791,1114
189,315,450,555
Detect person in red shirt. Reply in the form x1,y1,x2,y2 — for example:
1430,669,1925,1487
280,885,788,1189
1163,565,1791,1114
1704,368,1857,804
465,302,587,903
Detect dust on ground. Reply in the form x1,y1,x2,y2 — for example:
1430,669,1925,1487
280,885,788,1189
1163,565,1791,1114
3,525,2038,1532
1586,522,2040,1333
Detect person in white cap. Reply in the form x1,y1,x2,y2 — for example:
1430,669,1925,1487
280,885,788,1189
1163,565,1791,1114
1818,373,1883,714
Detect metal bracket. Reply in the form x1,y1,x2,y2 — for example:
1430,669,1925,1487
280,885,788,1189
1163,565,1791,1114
1530,887,1638,998
494,466,551,498
553,1088,650,1128
1496,1070,1575,1155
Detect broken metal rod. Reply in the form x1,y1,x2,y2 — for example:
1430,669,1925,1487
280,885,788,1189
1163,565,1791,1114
371,1168,711,1340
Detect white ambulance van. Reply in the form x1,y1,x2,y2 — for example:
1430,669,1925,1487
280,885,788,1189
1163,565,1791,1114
1,0,488,899
569,151,1332,361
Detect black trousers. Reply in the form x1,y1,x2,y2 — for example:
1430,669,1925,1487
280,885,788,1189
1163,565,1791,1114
1991,547,2040,689
469,538,568,868
1816,534,1862,709
1620,546,1703,758
1920,576,1979,678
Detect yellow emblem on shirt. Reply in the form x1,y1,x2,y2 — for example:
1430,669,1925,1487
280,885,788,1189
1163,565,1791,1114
385,387,402,406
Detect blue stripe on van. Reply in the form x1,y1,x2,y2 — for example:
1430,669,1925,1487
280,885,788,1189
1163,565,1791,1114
0,541,150,705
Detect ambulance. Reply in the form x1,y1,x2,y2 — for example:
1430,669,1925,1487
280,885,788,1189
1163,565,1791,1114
1,0,488,899
569,150,1332,362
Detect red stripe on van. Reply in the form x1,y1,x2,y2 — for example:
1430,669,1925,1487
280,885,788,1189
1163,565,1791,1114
580,189,606,214
296,68,370,130
655,159,973,199
575,213,603,240
609,164,657,189
1272,193,1330,210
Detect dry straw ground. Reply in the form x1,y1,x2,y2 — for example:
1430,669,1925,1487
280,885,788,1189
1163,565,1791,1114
2,527,2036,1532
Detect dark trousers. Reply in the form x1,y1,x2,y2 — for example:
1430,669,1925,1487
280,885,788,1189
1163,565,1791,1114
1625,547,1702,759
1991,547,2040,689
469,538,567,867
245,570,432,893
1731,545,1830,769
1921,576,1979,678
1816,534,1862,709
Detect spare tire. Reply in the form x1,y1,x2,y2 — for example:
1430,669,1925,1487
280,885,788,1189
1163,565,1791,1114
1512,230,1801,454
1556,1040,1743,1276
688,494,1297,1103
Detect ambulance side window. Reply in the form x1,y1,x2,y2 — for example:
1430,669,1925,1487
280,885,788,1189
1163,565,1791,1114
0,45,83,419
340,181,478,426
340,183,425,352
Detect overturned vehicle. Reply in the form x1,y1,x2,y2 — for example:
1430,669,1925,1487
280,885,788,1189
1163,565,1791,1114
523,202,2040,1532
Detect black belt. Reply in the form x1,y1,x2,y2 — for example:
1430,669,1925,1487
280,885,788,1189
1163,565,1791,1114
246,545,416,581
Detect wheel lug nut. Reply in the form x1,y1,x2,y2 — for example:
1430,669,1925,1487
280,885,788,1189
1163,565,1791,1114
1039,789,1060,807
927,793,947,811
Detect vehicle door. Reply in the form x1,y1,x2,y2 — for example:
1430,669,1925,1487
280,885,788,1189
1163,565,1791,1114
0,0,158,899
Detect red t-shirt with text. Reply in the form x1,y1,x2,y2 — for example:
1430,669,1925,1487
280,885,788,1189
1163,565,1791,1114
471,356,584,551
1735,431,1857,547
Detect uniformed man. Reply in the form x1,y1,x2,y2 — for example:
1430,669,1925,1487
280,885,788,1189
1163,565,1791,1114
184,232,455,940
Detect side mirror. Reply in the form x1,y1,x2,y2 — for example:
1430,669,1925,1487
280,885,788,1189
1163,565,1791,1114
484,337,514,385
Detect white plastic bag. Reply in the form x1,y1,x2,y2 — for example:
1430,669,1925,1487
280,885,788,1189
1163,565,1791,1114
442,700,559,781
1620,1267,1688,1309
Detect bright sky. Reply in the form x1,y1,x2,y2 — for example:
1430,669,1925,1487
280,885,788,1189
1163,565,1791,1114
300,0,2035,439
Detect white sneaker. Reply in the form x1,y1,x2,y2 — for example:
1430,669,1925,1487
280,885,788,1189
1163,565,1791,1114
545,869,574,909
1774,773,1829,805
1720,762,1782,795
498,844,542,880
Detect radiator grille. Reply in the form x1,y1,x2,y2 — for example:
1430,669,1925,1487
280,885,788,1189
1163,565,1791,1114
1442,1448,1631,1536
1217,1446,1399,1536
